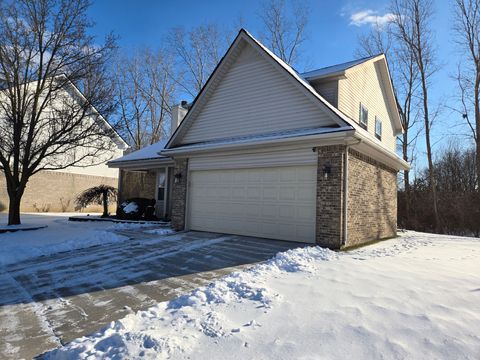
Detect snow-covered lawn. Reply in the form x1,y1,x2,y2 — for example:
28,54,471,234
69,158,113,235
44,231,480,360
0,213,165,266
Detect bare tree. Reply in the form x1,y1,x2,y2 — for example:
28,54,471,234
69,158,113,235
168,24,230,98
452,0,480,188
259,0,309,66
0,0,117,225
114,48,176,149
391,0,440,229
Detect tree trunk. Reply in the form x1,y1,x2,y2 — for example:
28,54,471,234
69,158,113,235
102,192,108,218
8,194,21,225
474,77,480,191
402,131,410,226
421,74,440,231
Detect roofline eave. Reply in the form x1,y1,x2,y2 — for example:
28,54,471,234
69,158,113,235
107,157,173,169
161,128,356,156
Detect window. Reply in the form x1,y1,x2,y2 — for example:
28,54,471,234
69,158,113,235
359,103,368,129
157,170,166,201
375,117,382,140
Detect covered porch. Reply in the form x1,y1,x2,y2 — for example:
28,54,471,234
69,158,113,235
107,141,175,221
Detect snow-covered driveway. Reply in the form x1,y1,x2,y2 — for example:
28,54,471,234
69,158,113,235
0,228,300,359
43,231,480,360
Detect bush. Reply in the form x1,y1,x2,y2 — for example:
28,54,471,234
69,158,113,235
76,185,117,217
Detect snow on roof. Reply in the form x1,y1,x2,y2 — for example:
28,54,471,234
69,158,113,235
109,139,168,163
301,55,380,80
163,126,353,153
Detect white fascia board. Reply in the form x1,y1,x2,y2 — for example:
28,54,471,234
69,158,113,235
58,75,129,149
107,157,173,169
352,131,410,171
161,129,356,156
302,70,346,82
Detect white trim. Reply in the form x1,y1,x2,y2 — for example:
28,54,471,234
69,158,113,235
108,158,174,169
163,129,355,156
185,160,191,231
59,75,129,149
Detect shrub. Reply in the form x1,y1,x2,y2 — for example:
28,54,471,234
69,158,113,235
76,185,117,218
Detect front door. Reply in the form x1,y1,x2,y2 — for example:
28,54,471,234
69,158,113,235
156,168,166,218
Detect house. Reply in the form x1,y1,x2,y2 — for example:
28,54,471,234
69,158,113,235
0,78,128,213
109,29,409,249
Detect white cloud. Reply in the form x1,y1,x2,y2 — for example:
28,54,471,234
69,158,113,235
349,10,397,27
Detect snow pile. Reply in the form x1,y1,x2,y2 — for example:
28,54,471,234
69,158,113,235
122,202,138,214
44,245,335,359
44,232,480,360
106,222,161,231
143,228,175,236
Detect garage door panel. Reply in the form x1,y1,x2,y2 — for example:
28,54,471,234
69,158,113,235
189,166,316,243
279,186,296,200
297,187,316,201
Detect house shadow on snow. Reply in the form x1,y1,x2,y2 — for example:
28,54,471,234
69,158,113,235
0,231,305,307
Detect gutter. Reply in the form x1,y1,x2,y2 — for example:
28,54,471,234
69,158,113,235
352,131,410,171
107,157,174,169
161,128,356,156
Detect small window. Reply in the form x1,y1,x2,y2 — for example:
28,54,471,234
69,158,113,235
375,117,382,140
359,103,368,130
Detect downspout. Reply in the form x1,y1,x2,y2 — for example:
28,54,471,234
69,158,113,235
342,139,362,247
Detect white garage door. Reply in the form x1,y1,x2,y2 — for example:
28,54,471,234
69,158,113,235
188,165,317,243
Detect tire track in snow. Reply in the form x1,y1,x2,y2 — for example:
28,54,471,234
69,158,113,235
0,269,63,347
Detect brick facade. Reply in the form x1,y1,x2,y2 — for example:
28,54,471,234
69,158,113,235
161,148,398,247
170,159,188,231
316,145,346,248
346,149,397,247
0,170,118,213
315,146,398,249
118,169,157,203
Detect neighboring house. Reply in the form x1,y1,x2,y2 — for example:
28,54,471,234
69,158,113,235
0,79,128,213
109,29,409,249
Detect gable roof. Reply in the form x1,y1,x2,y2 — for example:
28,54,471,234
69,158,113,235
165,29,404,161
301,54,380,80
165,29,360,149
108,139,168,165
302,54,403,135
61,75,129,149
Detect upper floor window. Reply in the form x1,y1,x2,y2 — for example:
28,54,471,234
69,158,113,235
359,103,368,130
375,117,382,140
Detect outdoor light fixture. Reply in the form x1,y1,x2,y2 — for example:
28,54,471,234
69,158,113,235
174,172,182,183
323,163,332,179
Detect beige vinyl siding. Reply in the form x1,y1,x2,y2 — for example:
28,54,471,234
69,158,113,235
337,60,397,152
189,147,317,170
181,45,336,144
311,80,338,107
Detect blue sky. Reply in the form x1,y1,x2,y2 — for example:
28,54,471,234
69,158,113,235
88,0,472,171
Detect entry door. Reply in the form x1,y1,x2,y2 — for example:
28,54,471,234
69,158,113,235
156,168,166,218
188,165,317,243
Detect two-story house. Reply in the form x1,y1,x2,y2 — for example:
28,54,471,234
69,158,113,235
109,29,409,249
0,78,128,213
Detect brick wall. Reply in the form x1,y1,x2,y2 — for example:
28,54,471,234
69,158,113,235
118,170,157,203
316,145,346,248
170,159,188,230
0,170,117,213
315,146,398,249
347,149,397,247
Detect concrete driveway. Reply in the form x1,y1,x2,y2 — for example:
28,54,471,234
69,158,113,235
0,229,304,359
